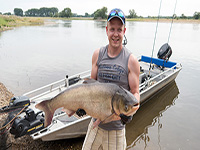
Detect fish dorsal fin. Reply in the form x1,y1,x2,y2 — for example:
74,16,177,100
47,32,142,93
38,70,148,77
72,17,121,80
83,78,98,84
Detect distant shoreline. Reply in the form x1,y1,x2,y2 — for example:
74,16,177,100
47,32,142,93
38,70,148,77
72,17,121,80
1,15,200,32
128,18,200,23
0,15,44,32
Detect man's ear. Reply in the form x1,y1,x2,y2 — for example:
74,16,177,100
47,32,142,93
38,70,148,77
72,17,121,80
124,27,126,34
106,26,108,35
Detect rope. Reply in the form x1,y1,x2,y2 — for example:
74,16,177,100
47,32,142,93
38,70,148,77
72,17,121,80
0,106,26,131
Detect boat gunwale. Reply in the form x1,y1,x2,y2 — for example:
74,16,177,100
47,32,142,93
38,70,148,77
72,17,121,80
23,70,91,101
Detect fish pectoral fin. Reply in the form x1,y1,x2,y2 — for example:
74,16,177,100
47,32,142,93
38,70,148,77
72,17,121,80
101,113,121,124
35,100,53,127
83,78,98,84
62,108,75,117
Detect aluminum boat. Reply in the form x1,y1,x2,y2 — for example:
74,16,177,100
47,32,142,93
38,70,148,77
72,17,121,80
20,55,181,141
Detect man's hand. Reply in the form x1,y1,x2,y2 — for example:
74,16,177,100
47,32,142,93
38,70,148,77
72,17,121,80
120,114,133,125
76,109,86,117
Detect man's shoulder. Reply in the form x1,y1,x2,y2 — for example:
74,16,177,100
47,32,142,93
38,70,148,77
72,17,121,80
94,45,107,55
92,48,100,60
128,54,138,64
128,54,140,73
100,45,108,52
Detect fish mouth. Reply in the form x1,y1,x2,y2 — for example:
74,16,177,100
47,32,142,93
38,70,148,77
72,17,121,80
133,103,139,107
126,103,140,116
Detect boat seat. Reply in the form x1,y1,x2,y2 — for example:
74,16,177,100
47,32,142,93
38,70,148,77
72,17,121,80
141,55,176,68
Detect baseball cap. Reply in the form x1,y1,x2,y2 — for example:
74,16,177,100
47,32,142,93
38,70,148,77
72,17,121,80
107,8,126,25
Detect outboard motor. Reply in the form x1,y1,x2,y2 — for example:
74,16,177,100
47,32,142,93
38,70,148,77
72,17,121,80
9,108,44,138
1,96,45,138
157,43,172,61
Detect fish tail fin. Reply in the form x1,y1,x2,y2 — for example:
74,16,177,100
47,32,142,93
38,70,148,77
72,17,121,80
35,100,54,127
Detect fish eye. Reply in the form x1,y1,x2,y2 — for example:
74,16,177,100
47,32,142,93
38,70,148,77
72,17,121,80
124,105,129,112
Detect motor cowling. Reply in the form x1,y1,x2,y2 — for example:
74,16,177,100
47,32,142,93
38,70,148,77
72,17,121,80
157,43,172,61
9,109,44,138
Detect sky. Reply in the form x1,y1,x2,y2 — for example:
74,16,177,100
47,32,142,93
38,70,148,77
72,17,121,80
0,0,200,17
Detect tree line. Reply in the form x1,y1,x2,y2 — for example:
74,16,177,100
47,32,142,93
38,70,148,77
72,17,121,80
1,7,200,20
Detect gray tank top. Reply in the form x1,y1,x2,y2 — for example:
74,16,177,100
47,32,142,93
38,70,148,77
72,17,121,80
96,45,131,130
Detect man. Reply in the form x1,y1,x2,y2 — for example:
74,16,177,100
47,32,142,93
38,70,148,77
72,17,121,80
82,8,140,150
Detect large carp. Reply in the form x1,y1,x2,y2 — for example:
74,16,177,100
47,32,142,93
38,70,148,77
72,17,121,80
35,79,139,128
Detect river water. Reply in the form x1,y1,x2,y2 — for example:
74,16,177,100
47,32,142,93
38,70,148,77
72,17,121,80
0,19,200,149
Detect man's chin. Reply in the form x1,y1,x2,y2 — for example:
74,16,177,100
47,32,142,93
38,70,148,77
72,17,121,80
111,43,121,48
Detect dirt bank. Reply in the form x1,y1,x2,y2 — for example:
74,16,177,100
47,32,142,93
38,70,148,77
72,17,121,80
0,82,83,150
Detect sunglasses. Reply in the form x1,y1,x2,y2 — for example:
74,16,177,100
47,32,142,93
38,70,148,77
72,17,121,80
107,9,125,24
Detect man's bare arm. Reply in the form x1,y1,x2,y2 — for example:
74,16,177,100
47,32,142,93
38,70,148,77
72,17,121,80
91,49,100,80
128,54,140,103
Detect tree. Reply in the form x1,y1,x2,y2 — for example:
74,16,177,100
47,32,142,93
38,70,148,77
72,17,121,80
25,8,39,16
127,9,137,18
39,7,48,17
25,7,58,17
3,12,11,15
14,8,23,16
193,12,200,19
180,14,187,19
72,13,78,17
85,12,89,17
59,8,72,18
93,7,107,19
48,7,59,17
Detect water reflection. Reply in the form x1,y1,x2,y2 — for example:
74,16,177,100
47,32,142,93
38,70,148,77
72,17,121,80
63,21,72,28
126,81,179,149
44,20,72,28
94,20,106,28
193,23,199,30
127,21,136,27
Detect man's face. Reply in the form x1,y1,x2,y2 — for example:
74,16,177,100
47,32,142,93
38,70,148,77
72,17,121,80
106,18,126,49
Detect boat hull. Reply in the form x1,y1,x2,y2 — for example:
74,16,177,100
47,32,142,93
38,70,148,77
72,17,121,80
20,56,182,141
39,116,91,141
140,68,181,104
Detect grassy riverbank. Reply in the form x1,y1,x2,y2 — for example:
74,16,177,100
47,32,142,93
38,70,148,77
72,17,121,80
0,15,44,32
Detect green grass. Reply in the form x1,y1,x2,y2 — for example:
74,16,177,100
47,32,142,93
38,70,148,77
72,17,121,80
0,17,8,27
0,15,45,31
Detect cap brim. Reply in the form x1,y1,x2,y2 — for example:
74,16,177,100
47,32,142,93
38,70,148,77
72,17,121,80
107,16,125,25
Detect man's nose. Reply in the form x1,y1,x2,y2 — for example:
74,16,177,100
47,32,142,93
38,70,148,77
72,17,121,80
113,31,118,36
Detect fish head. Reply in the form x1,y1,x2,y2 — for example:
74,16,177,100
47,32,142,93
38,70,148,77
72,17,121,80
112,87,139,116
